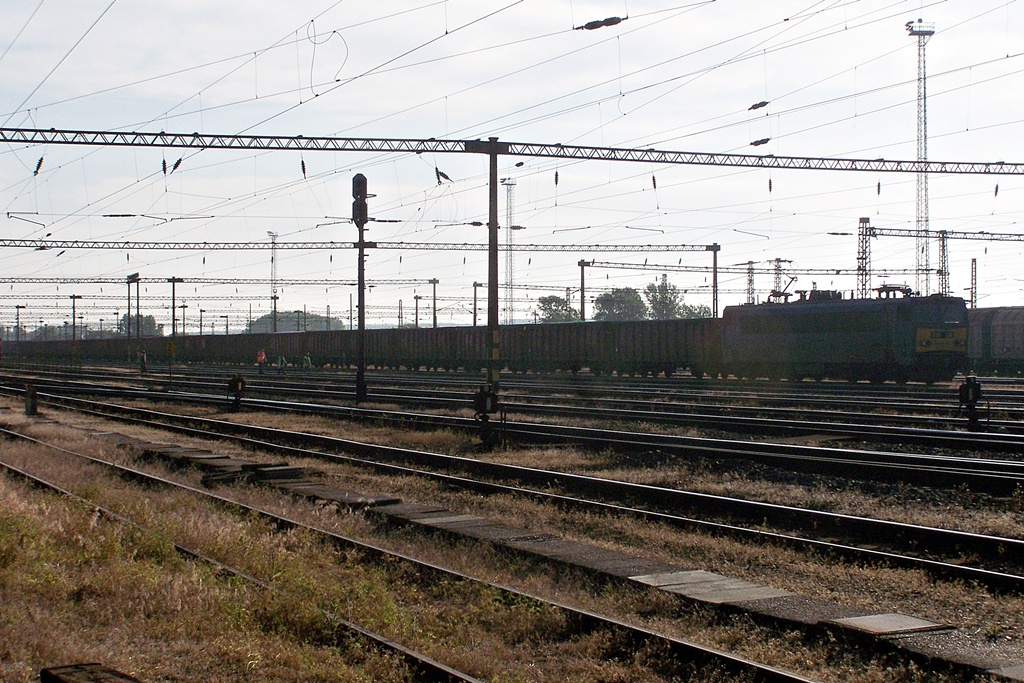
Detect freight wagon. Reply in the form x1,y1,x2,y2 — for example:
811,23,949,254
12,292,970,382
968,307,1024,375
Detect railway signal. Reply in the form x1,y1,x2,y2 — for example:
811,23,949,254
353,174,372,403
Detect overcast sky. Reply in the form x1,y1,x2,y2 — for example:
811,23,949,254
2,0,1023,332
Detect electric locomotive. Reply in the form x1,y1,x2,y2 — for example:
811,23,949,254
720,287,968,383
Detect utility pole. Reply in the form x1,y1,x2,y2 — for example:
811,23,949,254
221,315,228,335
430,278,439,329
578,260,591,321
167,277,183,338
267,231,279,332
15,304,25,344
414,294,421,328
126,272,140,351
199,308,205,335
712,244,719,317
69,295,81,341
135,278,141,343
126,274,136,339
908,18,935,295
485,139,501,388
179,304,187,336
472,282,483,327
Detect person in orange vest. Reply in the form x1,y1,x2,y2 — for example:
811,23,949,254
256,348,266,374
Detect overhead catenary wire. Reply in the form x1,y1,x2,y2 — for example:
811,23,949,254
3,2,1022,310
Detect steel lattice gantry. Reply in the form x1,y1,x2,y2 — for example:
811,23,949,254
0,276,439,286
0,239,716,252
866,226,1024,296
5,127,1024,174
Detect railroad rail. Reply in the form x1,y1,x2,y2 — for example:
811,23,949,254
6,379,1024,495
4,365,1024,448
11,388,1024,594
0,423,815,683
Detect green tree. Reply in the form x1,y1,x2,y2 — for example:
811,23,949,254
593,287,647,321
537,295,580,323
644,275,684,319
118,313,163,336
248,311,345,333
680,303,713,319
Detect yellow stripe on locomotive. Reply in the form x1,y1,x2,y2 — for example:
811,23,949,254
916,327,967,353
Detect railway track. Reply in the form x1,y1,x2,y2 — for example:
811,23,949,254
5,366,1024,451
13,358,1024,412
13,388,1024,594
6,379,1024,497
0,420,817,683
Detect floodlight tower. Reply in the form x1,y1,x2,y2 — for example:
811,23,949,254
500,177,517,324
907,18,935,295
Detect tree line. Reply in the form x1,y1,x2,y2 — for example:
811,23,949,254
537,275,711,323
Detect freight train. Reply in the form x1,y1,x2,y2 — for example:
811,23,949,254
11,290,972,383
968,307,1024,375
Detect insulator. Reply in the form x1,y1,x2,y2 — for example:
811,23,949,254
33,157,44,176
748,101,769,111
651,174,657,190
995,184,999,197
301,159,307,178
554,170,559,186
877,181,881,195
768,178,772,192
162,159,167,175
171,158,182,173
580,16,622,30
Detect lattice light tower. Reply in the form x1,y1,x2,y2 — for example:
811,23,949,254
500,177,517,324
907,18,935,295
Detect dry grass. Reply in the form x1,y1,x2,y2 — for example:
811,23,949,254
0,411,783,682
0,457,410,682
1,397,1017,681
